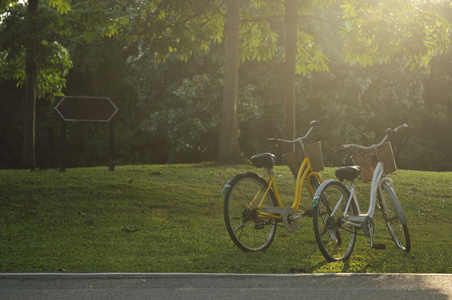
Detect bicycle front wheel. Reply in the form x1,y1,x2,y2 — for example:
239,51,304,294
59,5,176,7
313,180,357,262
223,173,278,252
379,181,411,251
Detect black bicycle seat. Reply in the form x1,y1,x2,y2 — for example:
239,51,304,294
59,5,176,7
335,166,361,181
251,153,277,169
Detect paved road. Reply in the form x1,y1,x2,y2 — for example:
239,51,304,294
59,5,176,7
1,273,451,299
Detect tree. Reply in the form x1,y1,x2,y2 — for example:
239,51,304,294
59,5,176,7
218,0,242,163
0,0,127,169
0,0,72,169
23,0,39,169
283,0,298,150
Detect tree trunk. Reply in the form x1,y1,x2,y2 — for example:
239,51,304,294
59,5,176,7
21,0,39,169
218,0,242,163
283,0,298,153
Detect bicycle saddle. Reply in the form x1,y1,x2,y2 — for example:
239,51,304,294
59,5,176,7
335,166,361,181
251,153,277,169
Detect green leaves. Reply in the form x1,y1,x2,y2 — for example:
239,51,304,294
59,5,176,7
66,1,131,43
0,0,130,100
239,19,278,62
295,31,330,75
0,40,71,100
46,0,71,14
341,0,450,69
130,0,225,63
131,0,329,75
0,2,72,100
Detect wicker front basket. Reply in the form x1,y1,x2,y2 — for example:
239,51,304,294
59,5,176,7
351,142,397,182
282,141,324,178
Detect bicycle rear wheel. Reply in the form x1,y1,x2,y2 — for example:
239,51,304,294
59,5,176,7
223,172,278,252
378,181,411,251
313,180,357,262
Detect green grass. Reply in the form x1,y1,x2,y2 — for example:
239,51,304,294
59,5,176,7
1,164,451,273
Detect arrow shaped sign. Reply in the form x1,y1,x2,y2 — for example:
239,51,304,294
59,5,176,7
55,96,118,122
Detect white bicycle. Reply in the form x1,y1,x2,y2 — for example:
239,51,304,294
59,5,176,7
312,124,411,262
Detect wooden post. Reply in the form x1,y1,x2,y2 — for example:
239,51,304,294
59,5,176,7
109,121,115,171
59,119,66,172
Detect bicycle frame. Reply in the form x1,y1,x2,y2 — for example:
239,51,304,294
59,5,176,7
339,160,401,245
252,155,322,221
345,161,385,218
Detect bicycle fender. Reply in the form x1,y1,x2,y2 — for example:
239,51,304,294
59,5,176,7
312,179,340,207
221,172,262,195
379,178,407,225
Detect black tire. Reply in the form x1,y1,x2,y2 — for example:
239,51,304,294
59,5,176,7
378,181,411,251
223,172,278,252
313,180,358,262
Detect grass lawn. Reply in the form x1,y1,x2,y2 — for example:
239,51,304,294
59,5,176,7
0,164,451,273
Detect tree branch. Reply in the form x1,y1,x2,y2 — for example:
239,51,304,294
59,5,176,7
58,36,116,47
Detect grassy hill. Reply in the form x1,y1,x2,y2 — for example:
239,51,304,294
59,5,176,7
0,164,451,273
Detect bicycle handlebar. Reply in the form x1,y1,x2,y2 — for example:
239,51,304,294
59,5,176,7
267,115,327,144
341,123,408,151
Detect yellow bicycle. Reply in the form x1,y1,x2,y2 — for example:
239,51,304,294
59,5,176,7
222,118,326,252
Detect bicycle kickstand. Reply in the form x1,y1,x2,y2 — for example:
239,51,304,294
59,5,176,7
370,226,386,250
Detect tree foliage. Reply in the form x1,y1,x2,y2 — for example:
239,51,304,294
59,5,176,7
341,0,450,68
126,0,224,62
0,0,130,100
0,2,72,99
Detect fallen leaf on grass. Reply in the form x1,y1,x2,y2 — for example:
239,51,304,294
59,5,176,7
122,227,140,233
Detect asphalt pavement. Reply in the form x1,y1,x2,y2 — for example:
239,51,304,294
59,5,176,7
1,272,451,299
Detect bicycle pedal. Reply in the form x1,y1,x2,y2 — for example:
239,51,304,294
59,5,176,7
254,221,265,230
302,209,314,218
372,244,386,250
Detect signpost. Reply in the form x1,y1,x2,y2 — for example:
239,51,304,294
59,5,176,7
54,96,118,171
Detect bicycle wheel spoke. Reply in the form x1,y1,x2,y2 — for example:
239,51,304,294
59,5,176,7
387,215,399,223
234,223,245,232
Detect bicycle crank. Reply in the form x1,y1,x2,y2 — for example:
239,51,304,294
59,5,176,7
282,207,298,232
260,207,299,232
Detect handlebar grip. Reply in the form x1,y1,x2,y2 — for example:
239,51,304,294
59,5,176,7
386,123,408,135
311,114,328,127
341,144,352,150
393,123,408,133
